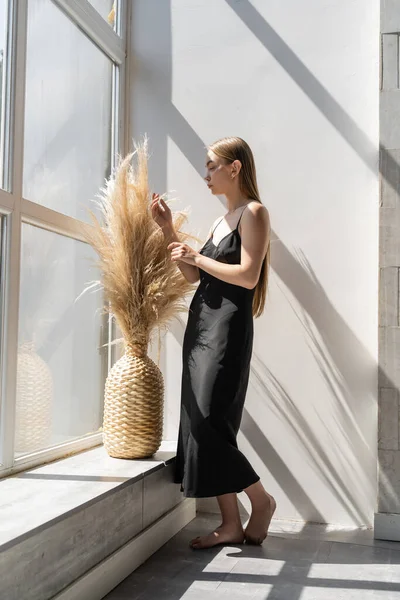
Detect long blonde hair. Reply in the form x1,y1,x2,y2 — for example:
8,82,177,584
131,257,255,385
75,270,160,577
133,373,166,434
208,136,270,318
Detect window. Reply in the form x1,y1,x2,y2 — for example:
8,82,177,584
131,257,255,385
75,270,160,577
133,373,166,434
23,0,113,221
15,226,104,456
0,0,128,475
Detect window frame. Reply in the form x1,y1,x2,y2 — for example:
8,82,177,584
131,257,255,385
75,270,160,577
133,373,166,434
0,0,129,476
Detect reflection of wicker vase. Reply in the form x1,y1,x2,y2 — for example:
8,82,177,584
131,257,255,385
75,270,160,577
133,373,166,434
103,344,164,459
15,342,53,454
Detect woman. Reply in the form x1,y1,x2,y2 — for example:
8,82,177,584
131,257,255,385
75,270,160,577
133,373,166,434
151,136,275,549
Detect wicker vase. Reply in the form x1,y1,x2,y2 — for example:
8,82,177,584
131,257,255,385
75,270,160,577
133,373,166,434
103,343,164,459
15,341,53,454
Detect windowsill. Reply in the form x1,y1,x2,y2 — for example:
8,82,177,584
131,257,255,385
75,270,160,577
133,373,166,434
0,440,177,551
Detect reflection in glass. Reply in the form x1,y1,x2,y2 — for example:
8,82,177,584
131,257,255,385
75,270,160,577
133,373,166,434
23,0,112,221
16,224,104,456
87,0,115,28
15,340,53,454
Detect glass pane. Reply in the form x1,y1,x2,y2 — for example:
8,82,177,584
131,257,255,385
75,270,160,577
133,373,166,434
23,0,113,222
0,0,9,190
15,225,105,457
87,0,116,29
0,218,4,457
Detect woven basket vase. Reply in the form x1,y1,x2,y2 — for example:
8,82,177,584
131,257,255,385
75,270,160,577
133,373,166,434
103,344,164,459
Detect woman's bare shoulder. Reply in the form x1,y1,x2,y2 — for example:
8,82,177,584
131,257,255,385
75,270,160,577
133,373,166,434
245,201,270,224
248,200,269,213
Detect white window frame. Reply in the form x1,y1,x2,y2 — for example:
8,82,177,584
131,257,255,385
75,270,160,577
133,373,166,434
0,0,130,477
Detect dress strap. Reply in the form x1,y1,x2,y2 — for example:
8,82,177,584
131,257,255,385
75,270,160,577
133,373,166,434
211,216,224,235
211,203,251,239
236,203,251,230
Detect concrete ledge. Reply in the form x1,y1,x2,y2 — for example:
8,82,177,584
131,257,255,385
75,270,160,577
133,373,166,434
374,512,400,541
0,442,193,600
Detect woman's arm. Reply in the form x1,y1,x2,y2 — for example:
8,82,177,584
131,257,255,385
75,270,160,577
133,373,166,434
162,224,200,283
193,203,270,289
152,192,200,284
163,217,221,284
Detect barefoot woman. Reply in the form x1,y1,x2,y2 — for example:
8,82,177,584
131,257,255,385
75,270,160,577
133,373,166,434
152,137,276,549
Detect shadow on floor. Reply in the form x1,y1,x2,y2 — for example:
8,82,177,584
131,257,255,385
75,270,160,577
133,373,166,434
103,514,400,600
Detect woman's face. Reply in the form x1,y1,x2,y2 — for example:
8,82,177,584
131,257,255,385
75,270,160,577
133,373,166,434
204,150,233,195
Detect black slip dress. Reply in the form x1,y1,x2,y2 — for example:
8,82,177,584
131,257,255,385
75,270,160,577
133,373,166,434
174,203,260,498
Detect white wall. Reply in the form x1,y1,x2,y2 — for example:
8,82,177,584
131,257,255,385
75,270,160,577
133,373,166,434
129,0,380,526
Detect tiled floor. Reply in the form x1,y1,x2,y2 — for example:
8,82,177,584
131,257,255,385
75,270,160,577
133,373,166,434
104,513,400,600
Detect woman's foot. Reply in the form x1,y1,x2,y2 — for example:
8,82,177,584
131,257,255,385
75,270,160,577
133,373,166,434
244,492,276,545
190,523,245,549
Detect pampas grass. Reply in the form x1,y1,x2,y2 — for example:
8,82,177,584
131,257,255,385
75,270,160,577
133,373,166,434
84,137,200,354
82,137,201,458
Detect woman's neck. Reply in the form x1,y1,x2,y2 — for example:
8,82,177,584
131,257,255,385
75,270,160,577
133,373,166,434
225,190,250,213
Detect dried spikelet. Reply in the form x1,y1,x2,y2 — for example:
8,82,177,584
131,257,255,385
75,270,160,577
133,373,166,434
84,137,201,351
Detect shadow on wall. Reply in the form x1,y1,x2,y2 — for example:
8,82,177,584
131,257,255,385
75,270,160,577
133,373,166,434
130,0,393,526
248,245,377,526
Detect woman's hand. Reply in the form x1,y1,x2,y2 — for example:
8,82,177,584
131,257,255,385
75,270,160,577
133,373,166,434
151,193,173,230
167,242,199,266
